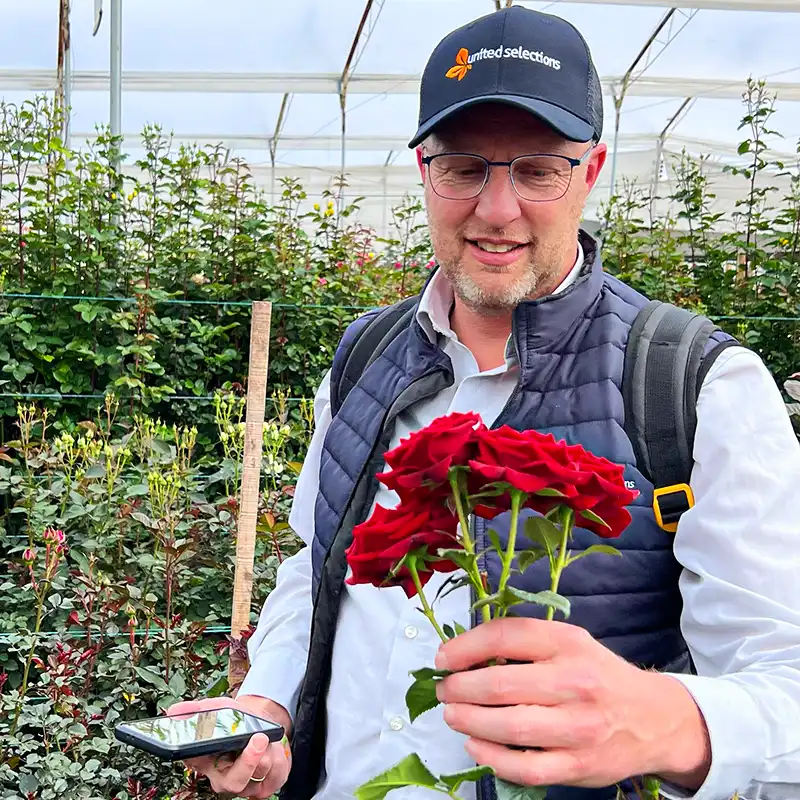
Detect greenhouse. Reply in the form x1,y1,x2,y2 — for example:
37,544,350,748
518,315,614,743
1,1,800,799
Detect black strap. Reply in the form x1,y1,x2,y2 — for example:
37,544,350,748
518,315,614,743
623,300,719,489
330,295,418,417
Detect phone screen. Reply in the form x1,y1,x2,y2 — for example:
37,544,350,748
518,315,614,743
119,708,282,748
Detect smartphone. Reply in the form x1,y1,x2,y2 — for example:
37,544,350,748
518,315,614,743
114,707,284,762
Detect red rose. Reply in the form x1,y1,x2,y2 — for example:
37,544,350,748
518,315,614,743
468,426,637,539
345,503,462,598
377,411,485,501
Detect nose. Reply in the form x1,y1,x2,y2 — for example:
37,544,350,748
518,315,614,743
473,165,523,228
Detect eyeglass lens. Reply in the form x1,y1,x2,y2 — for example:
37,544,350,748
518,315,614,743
428,154,574,201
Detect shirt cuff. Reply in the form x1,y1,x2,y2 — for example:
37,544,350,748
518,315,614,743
658,673,768,799
237,653,307,724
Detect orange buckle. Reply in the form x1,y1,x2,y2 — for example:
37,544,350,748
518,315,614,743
653,483,695,533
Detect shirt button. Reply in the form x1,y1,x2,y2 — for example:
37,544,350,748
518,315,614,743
404,625,418,639
389,716,404,731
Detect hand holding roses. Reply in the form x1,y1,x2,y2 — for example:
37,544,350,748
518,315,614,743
435,618,712,792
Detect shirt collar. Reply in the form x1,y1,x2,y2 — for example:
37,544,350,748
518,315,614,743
416,241,585,345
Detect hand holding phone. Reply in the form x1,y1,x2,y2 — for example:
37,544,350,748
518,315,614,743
118,697,292,798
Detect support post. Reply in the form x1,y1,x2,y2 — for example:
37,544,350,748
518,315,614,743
109,0,122,160
228,301,272,690
339,0,376,211
56,0,72,146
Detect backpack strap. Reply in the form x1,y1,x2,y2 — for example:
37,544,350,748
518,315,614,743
622,300,736,532
330,295,418,418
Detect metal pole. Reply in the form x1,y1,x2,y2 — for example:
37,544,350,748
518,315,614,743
382,150,393,237
608,8,678,201
652,97,693,200
56,0,72,146
269,93,290,204
64,30,72,148
339,0,376,212
609,94,622,201
109,0,122,153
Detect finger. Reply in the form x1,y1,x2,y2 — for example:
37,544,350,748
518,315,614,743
251,740,291,798
435,618,586,672
444,702,594,749
219,733,272,795
437,663,579,707
465,736,594,788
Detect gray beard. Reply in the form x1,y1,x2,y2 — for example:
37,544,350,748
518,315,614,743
446,265,547,312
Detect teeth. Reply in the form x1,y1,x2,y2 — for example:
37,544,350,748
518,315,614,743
475,241,518,253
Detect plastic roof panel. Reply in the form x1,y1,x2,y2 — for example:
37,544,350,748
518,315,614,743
1,0,800,230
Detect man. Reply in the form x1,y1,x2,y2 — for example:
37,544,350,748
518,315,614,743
169,6,800,799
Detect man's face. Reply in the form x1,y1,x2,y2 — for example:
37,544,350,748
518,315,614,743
418,104,606,312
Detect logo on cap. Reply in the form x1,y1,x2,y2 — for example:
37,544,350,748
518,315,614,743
445,48,472,81
444,44,562,80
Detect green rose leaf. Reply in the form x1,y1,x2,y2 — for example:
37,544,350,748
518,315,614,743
506,587,571,620
354,752,439,800
486,527,503,555
134,666,169,692
495,778,549,800
436,548,477,574
523,517,563,553
405,667,450,722
578,508,611,529
567,544,622,566
438,764,495,792
533,487,566,497
516,548,548,572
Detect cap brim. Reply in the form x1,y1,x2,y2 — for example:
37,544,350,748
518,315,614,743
407,95,595,148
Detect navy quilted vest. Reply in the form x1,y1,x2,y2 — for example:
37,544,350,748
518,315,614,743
284,231,731,800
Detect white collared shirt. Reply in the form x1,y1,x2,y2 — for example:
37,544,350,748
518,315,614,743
240,252,800,800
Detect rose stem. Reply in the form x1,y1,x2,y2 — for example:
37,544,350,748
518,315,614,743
448,471,491,623
547,507,574,621
408,559,448,644
496,489,524,614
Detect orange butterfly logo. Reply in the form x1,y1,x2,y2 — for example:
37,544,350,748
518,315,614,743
445,48,472,81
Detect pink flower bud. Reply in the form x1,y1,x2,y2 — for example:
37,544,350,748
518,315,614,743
356,257,364,267
394,261,403,269
410,261,417,268
318,277,328,287
23,547,36,564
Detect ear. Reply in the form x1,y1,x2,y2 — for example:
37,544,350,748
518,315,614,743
584,143,607,192
416,147,426,182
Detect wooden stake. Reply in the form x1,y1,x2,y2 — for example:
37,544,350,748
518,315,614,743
228,301,272,691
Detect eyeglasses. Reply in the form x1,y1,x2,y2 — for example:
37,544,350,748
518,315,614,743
421,146,595,203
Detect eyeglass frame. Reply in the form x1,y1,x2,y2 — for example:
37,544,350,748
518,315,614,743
420,144,596,203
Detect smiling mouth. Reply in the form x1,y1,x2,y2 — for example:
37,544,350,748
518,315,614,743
468,240,526,253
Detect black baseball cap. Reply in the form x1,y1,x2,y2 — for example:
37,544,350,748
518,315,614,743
408,5,603,148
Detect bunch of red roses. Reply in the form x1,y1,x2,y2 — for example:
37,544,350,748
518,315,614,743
344,411,639,800
345,410,637,603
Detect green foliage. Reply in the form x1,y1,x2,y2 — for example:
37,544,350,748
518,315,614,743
0,97,434,447
600,78,800,386
0,399,308,798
